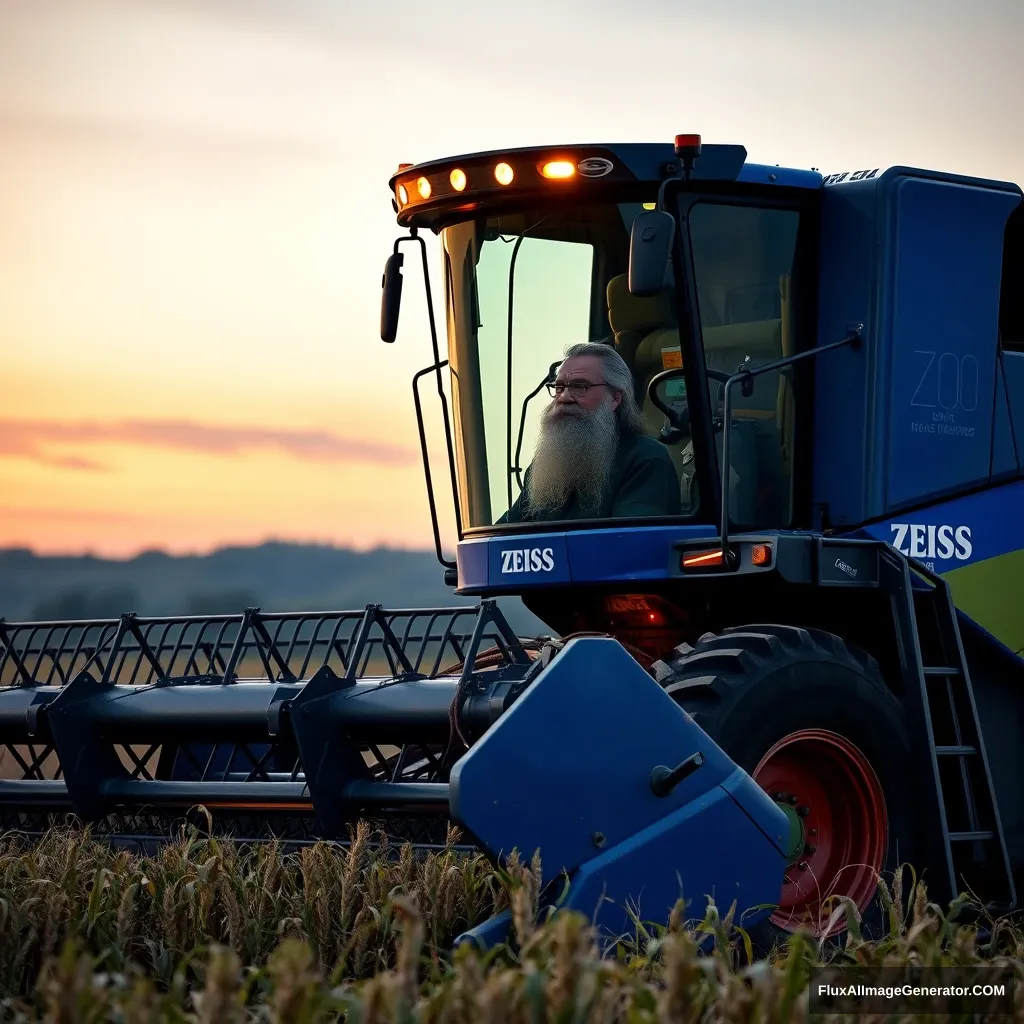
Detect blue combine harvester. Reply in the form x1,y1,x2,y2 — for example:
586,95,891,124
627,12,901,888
2,134,1024,953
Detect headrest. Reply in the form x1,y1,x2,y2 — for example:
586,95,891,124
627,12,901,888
703,318,783,357
606,274,675,334
632,327,682,379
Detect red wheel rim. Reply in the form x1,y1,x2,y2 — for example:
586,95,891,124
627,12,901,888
753,728,887,938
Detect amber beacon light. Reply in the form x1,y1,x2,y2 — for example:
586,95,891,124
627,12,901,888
541,160,575,179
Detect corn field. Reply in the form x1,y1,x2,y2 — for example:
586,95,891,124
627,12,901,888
0,823,1022,1022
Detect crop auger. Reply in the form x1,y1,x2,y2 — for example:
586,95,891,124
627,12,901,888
4,134,1024,952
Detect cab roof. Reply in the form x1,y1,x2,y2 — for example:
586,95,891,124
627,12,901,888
388,141,823,230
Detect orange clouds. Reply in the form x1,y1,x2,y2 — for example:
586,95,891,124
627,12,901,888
0,417,417,472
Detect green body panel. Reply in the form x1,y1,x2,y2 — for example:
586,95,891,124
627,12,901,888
945,549,1024,657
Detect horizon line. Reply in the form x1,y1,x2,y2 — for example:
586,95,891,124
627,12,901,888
0,537,441,562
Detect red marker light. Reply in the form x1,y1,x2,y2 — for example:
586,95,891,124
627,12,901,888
674,135,702,179
682,549,723,567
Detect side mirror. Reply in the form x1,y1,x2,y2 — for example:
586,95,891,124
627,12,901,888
628,211,675,297
380,251,404,343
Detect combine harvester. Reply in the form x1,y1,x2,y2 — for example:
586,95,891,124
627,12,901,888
2,134,1024,951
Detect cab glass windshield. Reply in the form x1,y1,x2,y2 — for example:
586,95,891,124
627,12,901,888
441,196,806,531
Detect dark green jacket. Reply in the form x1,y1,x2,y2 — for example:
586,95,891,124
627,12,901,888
498,430,681,523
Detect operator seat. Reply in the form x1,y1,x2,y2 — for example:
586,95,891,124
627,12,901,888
604,273,679,412
605,273,688,441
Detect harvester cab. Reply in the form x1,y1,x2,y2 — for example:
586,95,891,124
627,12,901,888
3,132,1024,957
378,134,1024,936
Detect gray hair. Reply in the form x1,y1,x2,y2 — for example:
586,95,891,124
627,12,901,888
560,341,645,435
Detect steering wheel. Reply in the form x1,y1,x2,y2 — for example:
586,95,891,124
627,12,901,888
645,368,690,444
647,367,738,443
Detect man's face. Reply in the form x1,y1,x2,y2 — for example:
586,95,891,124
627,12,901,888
548,355,622,419
526,353,621,516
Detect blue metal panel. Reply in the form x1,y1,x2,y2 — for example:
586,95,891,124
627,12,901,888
449,635,790,883
564,524,717,583
610,143,745,183
455,524,719,592
455,910,512,951
719,762,797,844
878,177,1019,511
1003,352,1024,465
811,176,883,527
736,163,822,189
562,785,785,937
485,532,573,581
562,146,819,187
851,477,1024,573
486,533,571,587
454,537,489,590
588,144,673,181
812,166,1021,528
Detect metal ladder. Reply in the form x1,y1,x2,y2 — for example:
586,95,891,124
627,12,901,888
882,547,1016,912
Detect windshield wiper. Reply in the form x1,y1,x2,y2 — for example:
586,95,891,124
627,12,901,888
512,361,561,490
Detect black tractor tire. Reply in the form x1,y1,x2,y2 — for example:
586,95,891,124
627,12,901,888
651,623,922,954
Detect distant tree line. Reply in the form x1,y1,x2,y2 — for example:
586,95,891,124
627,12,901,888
30,588,261,620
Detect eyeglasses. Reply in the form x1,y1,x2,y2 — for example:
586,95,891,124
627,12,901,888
546,380,611,399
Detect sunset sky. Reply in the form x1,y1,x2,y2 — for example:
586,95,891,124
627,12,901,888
1,0,1021,558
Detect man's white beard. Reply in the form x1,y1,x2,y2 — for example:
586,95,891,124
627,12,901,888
524,396,619,516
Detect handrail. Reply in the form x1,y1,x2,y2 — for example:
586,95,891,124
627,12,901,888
718,327,863,561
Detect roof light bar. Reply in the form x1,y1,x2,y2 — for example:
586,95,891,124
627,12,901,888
391,150,621,214
541,159,575,179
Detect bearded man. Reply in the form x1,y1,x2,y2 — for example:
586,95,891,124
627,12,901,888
498,342,681,523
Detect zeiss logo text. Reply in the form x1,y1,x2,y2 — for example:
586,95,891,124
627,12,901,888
500,547,555,573
890,524,972,561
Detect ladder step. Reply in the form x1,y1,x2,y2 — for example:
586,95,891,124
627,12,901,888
894,559,1017,909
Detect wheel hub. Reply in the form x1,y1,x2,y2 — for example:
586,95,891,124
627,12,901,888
777,799,805,863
